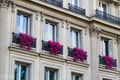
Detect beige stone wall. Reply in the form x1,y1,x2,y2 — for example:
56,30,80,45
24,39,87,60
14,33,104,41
0,0,120,80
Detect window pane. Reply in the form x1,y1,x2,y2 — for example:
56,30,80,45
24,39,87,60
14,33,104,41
14,64,19,80
21,65,27,80
50,71,55,80
16,14,21,34
16,13,30,34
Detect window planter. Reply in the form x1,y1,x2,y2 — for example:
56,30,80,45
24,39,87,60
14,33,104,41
12,32,36,49
99,55,117,68
42,40,63,55
68,47,87,62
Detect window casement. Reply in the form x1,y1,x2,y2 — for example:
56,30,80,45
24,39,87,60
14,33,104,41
69,0,82,7
44,21,58,42
100,37,113,57
71,72,83,80
103,78,112,80
45,67,58,80
70,28,82,48
14,62,30,80
16,12,31,35
98,1,109,13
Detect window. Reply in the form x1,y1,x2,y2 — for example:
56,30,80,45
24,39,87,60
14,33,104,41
69,0,82,7
45,21,58,41
101,37,113,56
71,72,83,80
99,2,108,13
14,62,30,80
16,12,31,34
70,28,82,48
103,78,112,80
45,67,58,80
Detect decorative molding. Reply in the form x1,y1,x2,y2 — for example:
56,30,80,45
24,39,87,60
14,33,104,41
117,35,120,45
62,20,65,28
11,2,15,13
0,0,9,8
66,20,70,29
85,27,89,35
36,11,39,20
40,11,44,22
89,26,101,38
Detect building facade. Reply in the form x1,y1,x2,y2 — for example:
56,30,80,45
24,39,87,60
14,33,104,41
0,0,120,80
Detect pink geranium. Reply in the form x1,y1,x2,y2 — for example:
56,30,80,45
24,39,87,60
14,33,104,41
48,40,62,55
104,55,113,69
73,47,87,62
19,33,34,50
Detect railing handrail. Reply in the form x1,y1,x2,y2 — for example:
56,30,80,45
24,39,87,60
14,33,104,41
96,9,120,20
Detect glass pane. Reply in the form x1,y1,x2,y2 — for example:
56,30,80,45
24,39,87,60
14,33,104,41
23,16,28,34
75,76,79,80
21,65,27,80
45,70,48,80
14,64,19,80
16,14,20,34
50,71,55,80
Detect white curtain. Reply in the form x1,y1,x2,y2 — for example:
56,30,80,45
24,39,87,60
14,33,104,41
70,30,77,48
101,40,106,56
108,40,113,57
45,23,53,41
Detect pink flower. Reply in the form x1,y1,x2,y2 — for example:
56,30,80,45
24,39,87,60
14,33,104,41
48,40,62,55
104,55,113,69
73,47,87,62
19,33,34,50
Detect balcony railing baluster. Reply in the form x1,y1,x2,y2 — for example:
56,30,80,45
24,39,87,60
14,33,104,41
44,0,63,7
68,3,86,15
95,10,120,25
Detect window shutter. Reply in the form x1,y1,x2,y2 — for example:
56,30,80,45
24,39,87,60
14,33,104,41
78,31,82,48
108,40,113,57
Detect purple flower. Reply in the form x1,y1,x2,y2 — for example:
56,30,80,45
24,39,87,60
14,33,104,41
73,47,87,62
19,33,34,50
104,55,113,69
48,40,62,55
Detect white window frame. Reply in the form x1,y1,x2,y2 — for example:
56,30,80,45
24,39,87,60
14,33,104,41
45,67,58,80
44,20,58,42
98,1,109,13
71,72,83,80
100,37,113,57
14,62,30,80
70,28,82,48
69,0,82,7
16,11,31,35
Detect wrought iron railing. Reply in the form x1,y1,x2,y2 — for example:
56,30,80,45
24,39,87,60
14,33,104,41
95,10,120,25
12,32,37,48
68,47,87,60
44,0,63,7
68,3,86,15
99,55,117,67
42,40,63,55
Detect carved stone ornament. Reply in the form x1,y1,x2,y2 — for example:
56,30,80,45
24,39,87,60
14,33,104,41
117,35,120,45
0,0,9,8
66,20,69,29
89,26,101,38
40,11,44,22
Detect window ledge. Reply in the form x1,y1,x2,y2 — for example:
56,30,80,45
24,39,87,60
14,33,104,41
40,50,65,62
9,44,39,56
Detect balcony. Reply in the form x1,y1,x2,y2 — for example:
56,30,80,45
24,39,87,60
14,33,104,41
12,32,37,48
99,55,117,67
44,0,63,7
68,47,87,60
42,40,63,55
68,3,86,15
95,10,120,25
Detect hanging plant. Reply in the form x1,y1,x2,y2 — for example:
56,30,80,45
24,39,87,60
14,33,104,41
73,47,87,62
19,33,34,50
103,55,113,69
48,40,62,55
